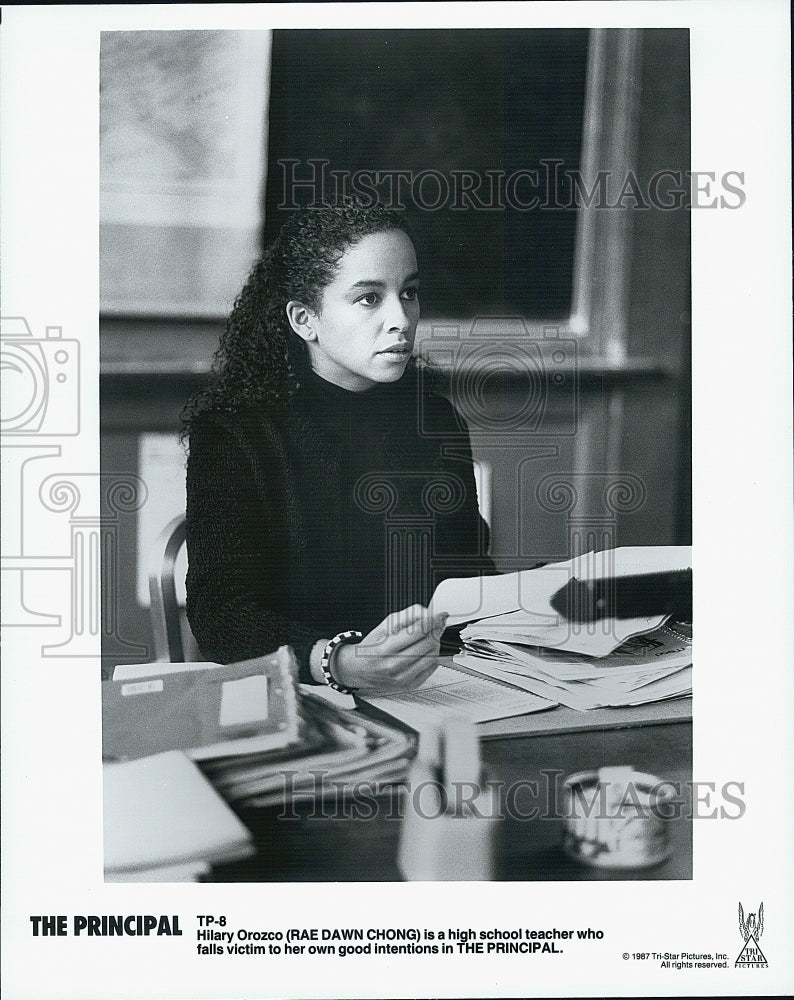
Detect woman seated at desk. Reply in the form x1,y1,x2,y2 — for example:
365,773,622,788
183,202,495,695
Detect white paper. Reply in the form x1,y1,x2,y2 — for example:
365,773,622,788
363,664,556,729
431,546,689,637
430,557,574,625
102,751,253,873
218,675,269,727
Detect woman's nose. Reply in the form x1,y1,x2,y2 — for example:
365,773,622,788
386,295,412,332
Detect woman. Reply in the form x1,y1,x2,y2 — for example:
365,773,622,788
183,202,494,693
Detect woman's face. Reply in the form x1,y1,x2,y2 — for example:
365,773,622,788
298,230,420,392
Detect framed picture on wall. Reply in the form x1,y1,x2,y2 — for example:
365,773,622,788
99,29,271,317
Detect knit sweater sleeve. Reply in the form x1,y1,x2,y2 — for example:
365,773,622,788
184,410,319,681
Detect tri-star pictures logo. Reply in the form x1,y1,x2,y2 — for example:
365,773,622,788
735,902,768,968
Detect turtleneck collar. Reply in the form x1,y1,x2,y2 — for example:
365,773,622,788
298,364,418,404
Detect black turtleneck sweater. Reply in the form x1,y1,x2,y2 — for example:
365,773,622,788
185,367,494,682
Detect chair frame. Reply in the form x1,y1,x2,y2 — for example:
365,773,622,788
148,513,187,662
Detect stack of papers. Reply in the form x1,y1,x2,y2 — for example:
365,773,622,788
202,693,415,808
455,622,692,711
104,648,303,762
430,546,693,712
106,653,415,812
458,607,667,657
103,751,254,882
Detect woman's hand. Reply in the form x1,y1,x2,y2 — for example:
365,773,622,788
333,604,448,694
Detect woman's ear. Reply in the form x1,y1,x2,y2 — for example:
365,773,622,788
286,301,317,342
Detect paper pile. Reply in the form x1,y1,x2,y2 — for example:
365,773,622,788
455,621,692,710
106,650,415,814
202,692,415,808
445,547,693,711
103,649,303,763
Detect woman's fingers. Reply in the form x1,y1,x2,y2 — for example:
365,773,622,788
362,631,438,668
342,605,447,692
368,608,448,653
389,638,442,677
355,642,437,681
377,604,426,634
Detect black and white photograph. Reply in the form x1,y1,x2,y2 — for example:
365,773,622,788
99,24,695,882
1,3,792,999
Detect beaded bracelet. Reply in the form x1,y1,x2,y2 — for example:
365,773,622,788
320,630,363,694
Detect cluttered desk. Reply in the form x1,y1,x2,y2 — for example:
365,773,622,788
102,546,693,882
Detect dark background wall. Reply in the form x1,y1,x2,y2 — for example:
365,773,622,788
264,29,589,318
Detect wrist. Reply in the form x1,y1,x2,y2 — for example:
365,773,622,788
309,639,330,685
332,642,359,689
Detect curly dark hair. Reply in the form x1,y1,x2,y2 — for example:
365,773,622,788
181,202,415,437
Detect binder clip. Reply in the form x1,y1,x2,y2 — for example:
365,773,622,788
397,717,502,881
561,765,674,869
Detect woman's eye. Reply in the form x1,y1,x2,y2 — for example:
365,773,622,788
359,292,380,306
402,287,419,301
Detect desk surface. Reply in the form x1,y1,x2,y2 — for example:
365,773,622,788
209,718,692,883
